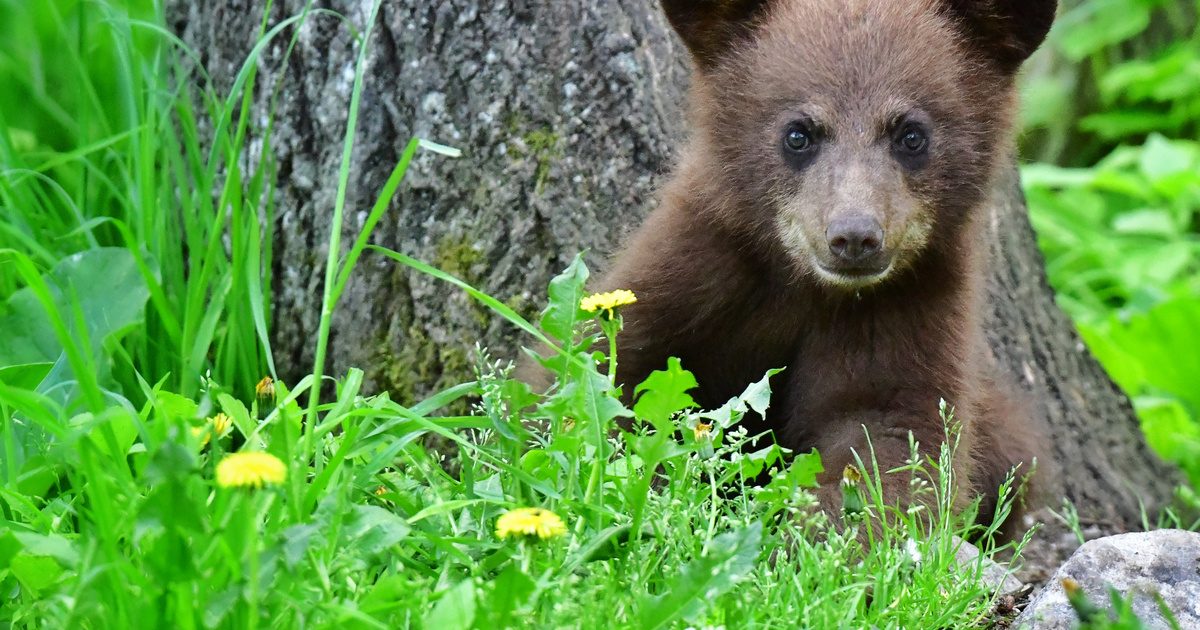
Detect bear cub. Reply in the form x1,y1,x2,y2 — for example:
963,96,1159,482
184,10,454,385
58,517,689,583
597,0,1057,526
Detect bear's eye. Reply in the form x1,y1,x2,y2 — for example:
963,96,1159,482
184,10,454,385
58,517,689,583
781,121,820,169
895,124,929,155
783,127,812,153
891,121,931,169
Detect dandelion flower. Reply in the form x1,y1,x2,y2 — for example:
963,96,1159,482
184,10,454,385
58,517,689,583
211,412,233,435
580,289,637,320
216,452,287,489
841,464,866,516
495,507,567,541
840,464,863,487
192,412,234,447
255,376,276,400
693,421,713,442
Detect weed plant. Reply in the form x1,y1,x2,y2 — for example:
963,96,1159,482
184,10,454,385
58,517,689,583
0,246,1031,627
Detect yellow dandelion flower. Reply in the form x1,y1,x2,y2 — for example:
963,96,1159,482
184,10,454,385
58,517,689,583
211,412,233,435
216,452,287,489
580,289,637,320
693,422,713,441
255,376,275,400
192,412,235,447
495,507,567,541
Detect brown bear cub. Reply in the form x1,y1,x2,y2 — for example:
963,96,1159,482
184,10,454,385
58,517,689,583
599,0,1056,527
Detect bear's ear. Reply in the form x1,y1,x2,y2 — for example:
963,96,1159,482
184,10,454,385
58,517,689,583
941,0,1057,73
659,0,773,69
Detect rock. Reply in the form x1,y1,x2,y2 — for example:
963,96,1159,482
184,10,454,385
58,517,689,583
1013,507,1128,586
1015,530,1200,629
954,536,1025,597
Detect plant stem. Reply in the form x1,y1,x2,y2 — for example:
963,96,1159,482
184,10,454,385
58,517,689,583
584,316,621,527
607,325,618,388
302,0,384,490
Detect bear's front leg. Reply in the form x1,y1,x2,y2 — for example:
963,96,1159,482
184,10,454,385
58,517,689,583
777,358,978,528
807,415,972,523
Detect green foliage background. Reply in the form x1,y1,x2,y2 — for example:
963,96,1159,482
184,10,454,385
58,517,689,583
1020,0,1200,487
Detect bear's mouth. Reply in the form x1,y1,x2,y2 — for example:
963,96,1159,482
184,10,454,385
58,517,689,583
815,262,893,288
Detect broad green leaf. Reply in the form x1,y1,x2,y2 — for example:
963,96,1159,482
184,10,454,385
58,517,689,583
539,254,589,345
520,449,558,482
734,444,784,480
1019,163,1097,189
695,370,787,429
217,393,254,443
1113,244,1191,291
343,505,411,556
0,362,52,389
360,573,417,616
741,368,784,418
1136,397,1200,462
789,448,825,488
2,531,78,567
1055,0,1151,61
424,579,477,630
1138,134,1195,186
546,369,632,438
0,530,19,568
281,522,321,570
72,407,139,459
1079,111,1178,141
480,565,537,627
633,357,698,432
628,433,689,468
757,450,825,520
10,553,64,592
1110,209,1179,237
16,455,57,498
0,247,152,368
153,390,200,423
638,522,762,630
1082,297,1200,414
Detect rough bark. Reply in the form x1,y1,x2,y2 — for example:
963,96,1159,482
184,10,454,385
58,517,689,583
172,0,1180,526
983,167,1180,525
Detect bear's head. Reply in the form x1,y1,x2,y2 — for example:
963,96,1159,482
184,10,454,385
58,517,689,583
662,0,1055,289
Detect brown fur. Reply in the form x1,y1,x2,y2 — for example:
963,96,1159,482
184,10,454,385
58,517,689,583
596,0,1055,530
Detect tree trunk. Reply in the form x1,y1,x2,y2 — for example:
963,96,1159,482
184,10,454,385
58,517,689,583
172,1,1180,527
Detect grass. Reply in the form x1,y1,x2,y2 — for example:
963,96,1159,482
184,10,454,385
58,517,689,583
0,0,1194,628
1,248,1033,626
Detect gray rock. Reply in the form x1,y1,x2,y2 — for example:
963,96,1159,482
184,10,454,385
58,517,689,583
954,536,1025,597
1015,530,1200,629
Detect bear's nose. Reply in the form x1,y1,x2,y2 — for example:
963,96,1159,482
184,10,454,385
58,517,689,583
826,216,884,265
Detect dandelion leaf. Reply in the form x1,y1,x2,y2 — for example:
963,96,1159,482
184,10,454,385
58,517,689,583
633,356,698,432
638,522,762,630
539,254,589,346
